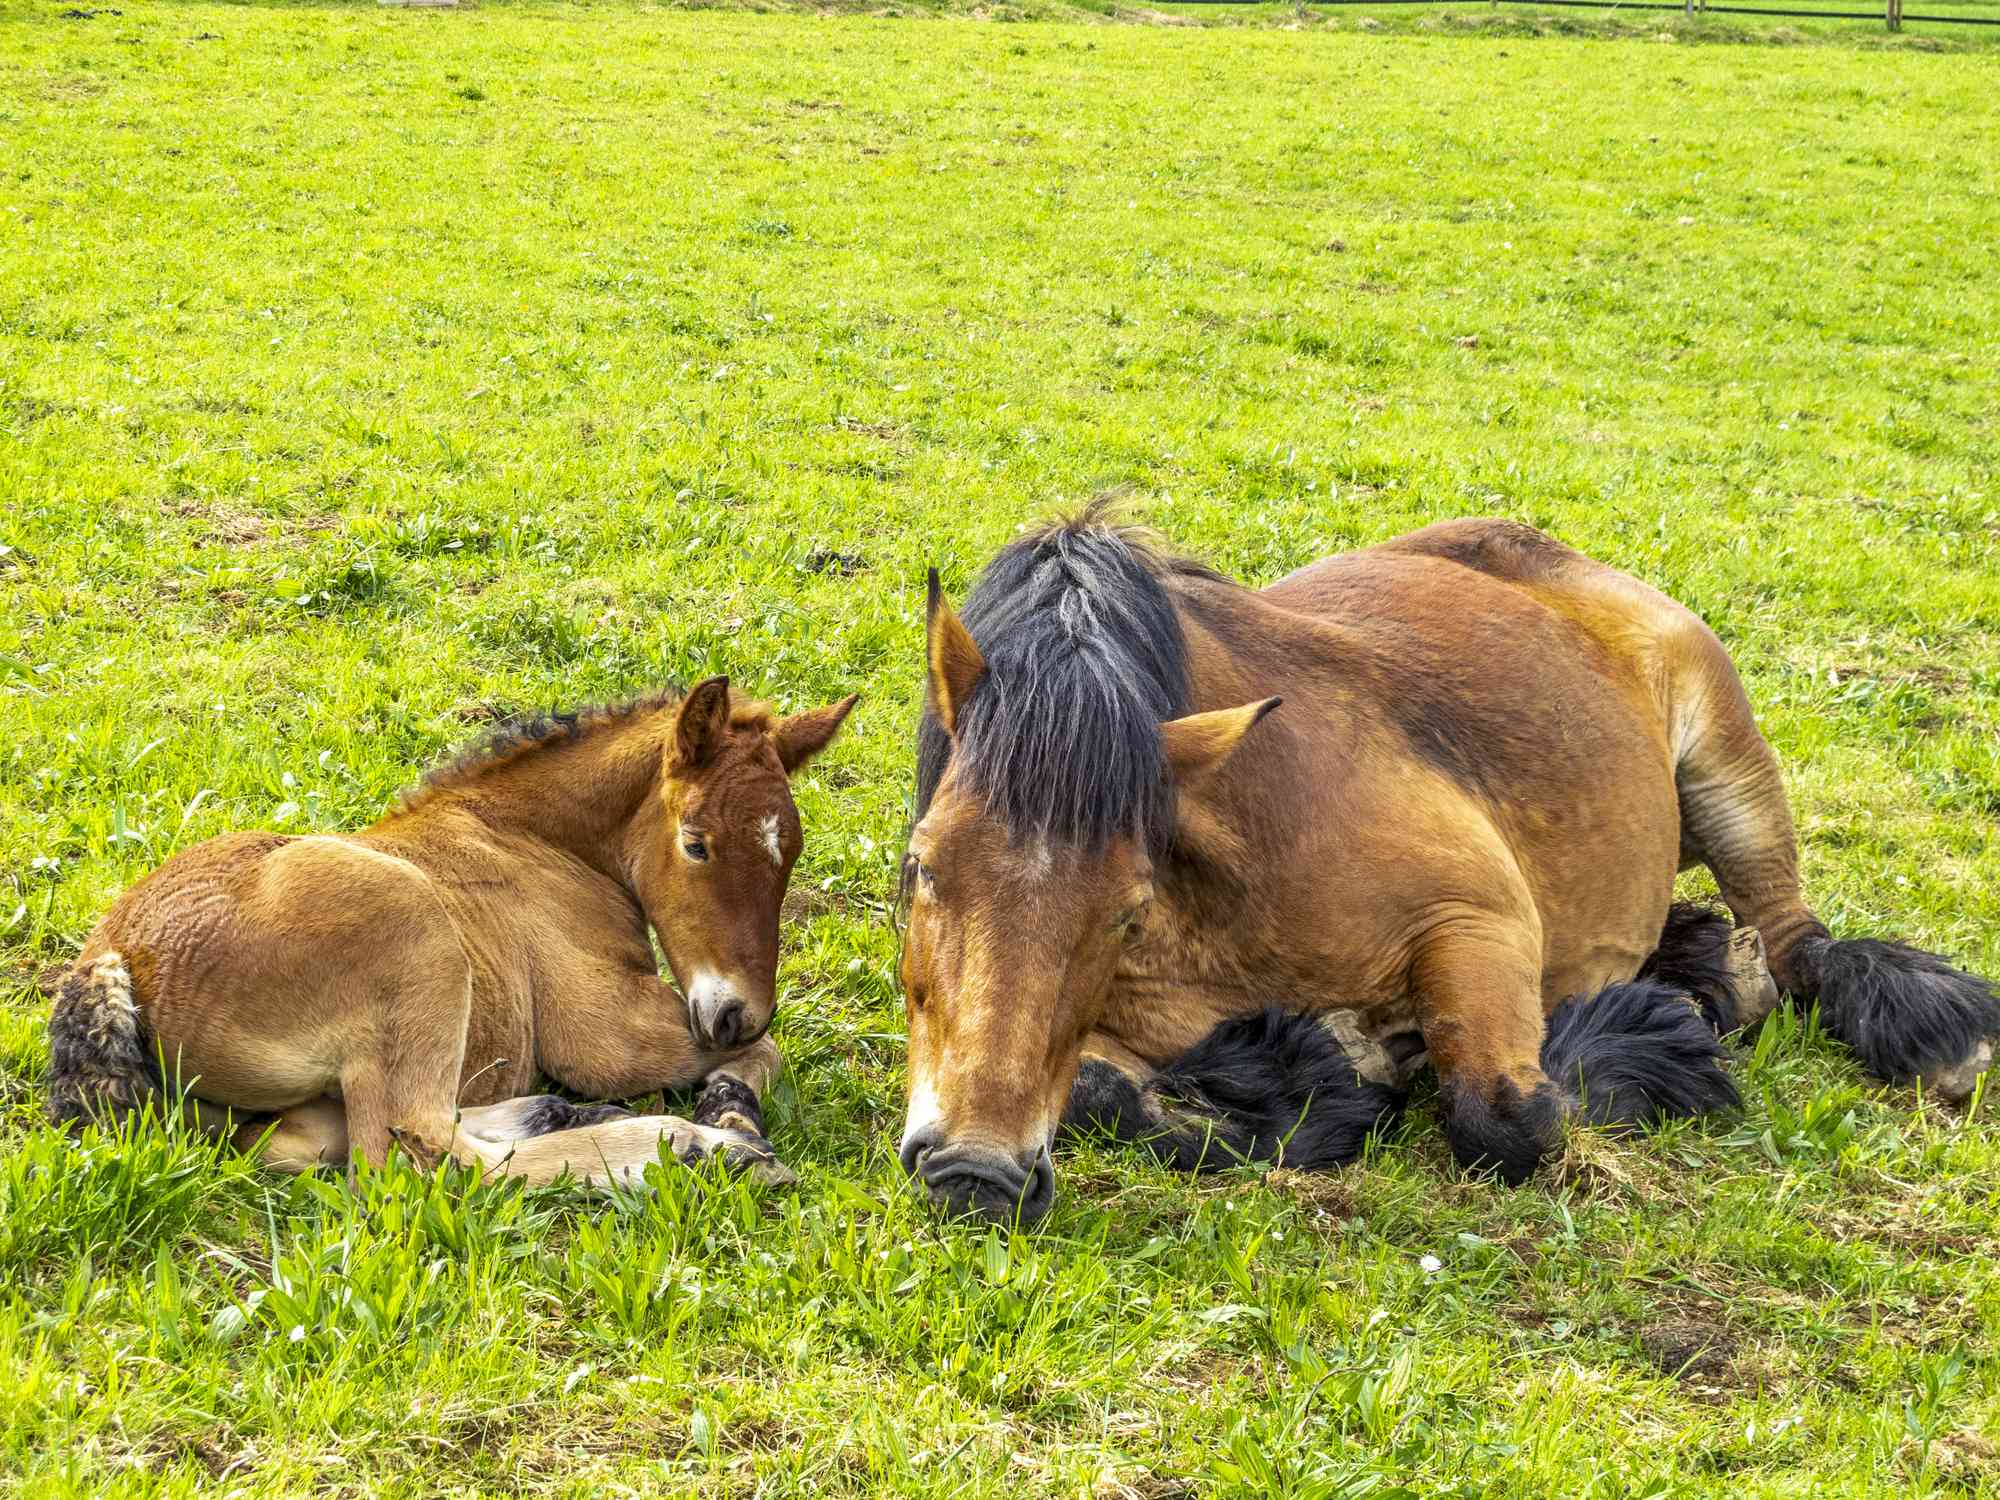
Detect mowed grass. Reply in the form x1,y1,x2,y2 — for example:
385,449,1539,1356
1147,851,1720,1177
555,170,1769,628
3,4,1999,1495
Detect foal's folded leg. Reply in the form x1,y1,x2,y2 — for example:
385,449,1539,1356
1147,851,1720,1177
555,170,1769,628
691,1034,785,1137
230,1097,350,1173
449,1113,798,1188
456,1095,635,1144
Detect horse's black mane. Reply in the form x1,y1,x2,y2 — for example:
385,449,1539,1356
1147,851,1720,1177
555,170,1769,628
915,504,1225,853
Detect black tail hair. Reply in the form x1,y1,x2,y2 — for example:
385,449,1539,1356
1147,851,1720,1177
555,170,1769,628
1061,1008,1404,1172
1637,902,1743,1033
1541,978,1739,1127
1789,935,1999,1087
46,952,163,1130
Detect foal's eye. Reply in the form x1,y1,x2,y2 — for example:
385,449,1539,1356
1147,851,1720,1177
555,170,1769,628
682,835,710,862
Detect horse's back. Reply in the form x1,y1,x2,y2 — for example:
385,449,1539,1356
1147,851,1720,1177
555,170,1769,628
1249,520,1690,998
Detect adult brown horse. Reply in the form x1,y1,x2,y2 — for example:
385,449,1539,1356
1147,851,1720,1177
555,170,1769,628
48,677,854,1186
898,509,1997,1222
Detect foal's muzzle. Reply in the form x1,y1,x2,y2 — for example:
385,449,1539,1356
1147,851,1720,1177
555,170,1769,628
687,974,768,1052
899,1127,1055,1225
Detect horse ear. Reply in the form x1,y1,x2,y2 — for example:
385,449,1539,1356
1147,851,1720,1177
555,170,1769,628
672,676,733,768
772,694,858,775
925,568,985,737
1161,698,1282,781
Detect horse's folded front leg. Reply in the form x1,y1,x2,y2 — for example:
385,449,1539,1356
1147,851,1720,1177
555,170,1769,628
1414,928,1566,1185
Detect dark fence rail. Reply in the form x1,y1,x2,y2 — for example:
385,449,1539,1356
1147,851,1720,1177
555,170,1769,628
1169,0,2000,26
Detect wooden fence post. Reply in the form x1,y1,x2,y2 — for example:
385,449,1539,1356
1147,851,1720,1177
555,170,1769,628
1886,0,1902,29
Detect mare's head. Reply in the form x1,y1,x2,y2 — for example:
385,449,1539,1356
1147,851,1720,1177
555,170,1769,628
898,516,1277,1222
642,678,856,1051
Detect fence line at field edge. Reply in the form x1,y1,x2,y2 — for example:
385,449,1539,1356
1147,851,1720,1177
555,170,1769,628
1168,0,1999,30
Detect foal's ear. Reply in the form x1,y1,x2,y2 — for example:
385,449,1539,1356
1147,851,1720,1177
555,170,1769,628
772,693,859,775
1161,697,1282,782
672,676,733,768
925,568,986,737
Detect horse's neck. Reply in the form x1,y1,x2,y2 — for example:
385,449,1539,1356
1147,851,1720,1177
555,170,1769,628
1133,587,1343,994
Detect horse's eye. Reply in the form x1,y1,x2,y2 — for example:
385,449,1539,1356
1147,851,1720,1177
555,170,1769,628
683,835,709,862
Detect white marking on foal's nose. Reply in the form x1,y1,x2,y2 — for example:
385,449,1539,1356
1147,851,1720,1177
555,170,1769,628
688,972,742,1037
759,813,783,867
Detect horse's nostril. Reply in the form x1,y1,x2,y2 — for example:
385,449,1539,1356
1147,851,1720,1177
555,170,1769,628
1020,1145,1056,1223
915,1143,1052,1224
899,1124,941,1180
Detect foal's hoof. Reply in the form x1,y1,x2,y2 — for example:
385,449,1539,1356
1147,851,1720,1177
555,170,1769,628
728,1139,799,1188
671,1120,798,1187
691,1075,766,1138
1924,1038,1993,1105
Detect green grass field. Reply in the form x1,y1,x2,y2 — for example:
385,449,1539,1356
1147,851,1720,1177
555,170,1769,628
3,3,1998,1495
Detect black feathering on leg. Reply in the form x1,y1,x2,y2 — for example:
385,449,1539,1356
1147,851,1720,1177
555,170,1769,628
1790,936,2000,1086
1637,902,1744,1033
1061,1009,1405,1173
1541,978,1739,1127
512,1096,635,1137
1440,1074,1565,1186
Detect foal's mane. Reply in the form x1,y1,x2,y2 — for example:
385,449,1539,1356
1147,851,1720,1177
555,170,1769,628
399,687,776,812
914,500,1227,854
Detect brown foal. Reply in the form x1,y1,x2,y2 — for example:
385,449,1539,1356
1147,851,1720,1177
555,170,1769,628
48,677,855,1187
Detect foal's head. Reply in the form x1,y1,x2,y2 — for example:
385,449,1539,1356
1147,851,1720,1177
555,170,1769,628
641,678,856,1052
898,523,1276,1223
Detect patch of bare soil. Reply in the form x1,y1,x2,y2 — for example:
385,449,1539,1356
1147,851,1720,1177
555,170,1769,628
1637,1318,1737,1383
450,700,519,725
1261,1166,1356,1221
832,415,905,440
1900,1430,1999,1487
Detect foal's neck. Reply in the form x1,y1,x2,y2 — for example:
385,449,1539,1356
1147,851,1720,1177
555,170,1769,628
407,716,665,890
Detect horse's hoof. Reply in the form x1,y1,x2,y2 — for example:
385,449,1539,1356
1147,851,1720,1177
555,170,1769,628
1924,1038,1992,1104
1726,926,1781,1030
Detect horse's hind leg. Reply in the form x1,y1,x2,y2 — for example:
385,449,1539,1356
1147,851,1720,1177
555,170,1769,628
1674,635,1997,1096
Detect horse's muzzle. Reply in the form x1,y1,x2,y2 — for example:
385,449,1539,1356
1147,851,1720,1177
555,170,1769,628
900,1127,1054,1224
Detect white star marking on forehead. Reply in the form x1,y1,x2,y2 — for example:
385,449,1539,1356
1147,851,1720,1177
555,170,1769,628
760,813,783,868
